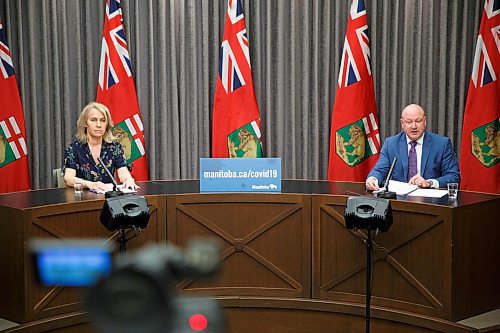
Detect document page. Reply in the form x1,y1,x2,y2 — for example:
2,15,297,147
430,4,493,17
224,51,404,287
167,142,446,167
373,180,418,195
407,189,448,198
90,184,137,194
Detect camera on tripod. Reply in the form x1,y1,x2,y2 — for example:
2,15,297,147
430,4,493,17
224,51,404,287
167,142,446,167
29,238,225,333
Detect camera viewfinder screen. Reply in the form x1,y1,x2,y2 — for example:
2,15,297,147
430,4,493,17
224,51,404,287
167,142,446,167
35,246,112,286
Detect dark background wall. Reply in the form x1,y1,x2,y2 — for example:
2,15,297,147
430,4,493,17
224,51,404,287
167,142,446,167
0,0,483,188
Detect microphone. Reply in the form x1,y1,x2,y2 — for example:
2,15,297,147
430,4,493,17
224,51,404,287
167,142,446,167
97,157,124,198
377,157,397,199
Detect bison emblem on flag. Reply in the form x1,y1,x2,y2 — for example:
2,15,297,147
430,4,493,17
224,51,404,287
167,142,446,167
227,120,262,158
335,113,380,167
471,119,500,168
112,114,146,163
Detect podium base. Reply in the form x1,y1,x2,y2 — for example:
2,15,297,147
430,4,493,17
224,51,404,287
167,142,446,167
378,190,397,199
104,190,124,198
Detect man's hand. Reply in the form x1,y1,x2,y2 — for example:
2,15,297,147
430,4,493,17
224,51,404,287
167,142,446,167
408,174,431,188
365,177,380,191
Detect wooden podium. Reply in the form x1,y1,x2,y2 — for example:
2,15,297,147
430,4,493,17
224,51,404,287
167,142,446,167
0,180,498,333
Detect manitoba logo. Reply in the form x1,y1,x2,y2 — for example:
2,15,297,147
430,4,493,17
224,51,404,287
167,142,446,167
112,114,146,163
227,120,262,158
336,113,380,167
0,116,28,168
471,119,499,168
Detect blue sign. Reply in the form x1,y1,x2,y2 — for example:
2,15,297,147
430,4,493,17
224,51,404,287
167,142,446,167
200,158,281,192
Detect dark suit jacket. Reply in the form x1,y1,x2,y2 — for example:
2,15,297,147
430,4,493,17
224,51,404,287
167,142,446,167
367,131,460,188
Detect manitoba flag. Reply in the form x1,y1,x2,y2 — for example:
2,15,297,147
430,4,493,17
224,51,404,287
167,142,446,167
0,19,30,193
460,0,500,194
328,0,380,181
212,0,263,158
97,0,148,181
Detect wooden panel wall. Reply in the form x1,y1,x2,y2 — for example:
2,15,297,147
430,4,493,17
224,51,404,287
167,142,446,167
166,193,311,299
0,196,165,323
312,195,455,320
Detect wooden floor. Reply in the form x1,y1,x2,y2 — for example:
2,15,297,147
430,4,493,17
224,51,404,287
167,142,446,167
1,306,499,333
458,309,500,333
0,318,17,331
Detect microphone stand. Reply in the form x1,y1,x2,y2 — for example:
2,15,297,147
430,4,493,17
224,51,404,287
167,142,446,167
377,157,397,199
377,187,396,199
364,228,375,333
97,157,140,253
97,157,124,198
117,226,141,253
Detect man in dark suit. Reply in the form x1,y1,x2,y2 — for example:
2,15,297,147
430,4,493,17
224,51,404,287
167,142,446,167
366,104,460,191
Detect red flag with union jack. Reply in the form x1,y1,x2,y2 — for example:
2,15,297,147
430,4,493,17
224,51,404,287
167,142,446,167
212,0,263,158
460,0,500,194
328,0,380,181
97,0,148,181
0,19,30,193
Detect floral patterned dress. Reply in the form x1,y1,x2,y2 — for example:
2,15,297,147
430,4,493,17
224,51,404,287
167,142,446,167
62,140,131,182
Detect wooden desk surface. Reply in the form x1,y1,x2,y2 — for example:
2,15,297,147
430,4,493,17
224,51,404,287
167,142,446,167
0,180,496,210
0,180,498,328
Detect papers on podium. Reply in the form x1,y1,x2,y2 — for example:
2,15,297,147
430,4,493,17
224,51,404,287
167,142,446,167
373,180,448,198
407,189,448,198
372,180,448,198
90,184,137,194
373,180,418,196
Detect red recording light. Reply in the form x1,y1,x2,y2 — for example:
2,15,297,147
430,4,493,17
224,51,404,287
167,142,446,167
189,313,208,331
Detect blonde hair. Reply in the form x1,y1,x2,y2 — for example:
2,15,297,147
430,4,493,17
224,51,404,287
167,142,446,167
75,102,116,143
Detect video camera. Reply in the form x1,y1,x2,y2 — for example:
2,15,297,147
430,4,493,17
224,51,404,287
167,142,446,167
29,238,225,333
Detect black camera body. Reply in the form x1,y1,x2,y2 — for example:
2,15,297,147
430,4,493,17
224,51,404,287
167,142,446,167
30,239,224,333
86,240,224,333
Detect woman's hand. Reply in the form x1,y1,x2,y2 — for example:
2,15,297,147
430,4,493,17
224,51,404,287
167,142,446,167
122,177,139,190
84,180,110,192
117,167,139,190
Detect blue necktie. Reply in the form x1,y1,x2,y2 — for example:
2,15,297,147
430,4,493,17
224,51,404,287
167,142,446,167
408,141,418,181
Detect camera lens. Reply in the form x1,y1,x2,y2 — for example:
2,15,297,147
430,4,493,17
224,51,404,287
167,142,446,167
86,268,174,333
